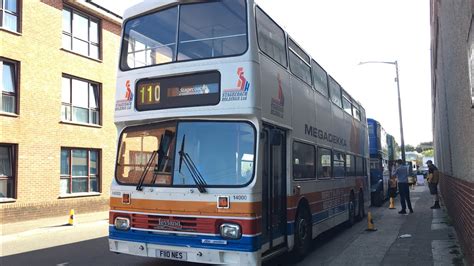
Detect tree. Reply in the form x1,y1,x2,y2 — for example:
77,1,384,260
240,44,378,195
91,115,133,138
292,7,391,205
405,144,415,152
422,149,434,157
415,146,423,153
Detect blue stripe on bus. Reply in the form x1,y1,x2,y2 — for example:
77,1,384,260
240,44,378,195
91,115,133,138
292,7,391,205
311,203,348,225
109,226,259,252
286,203,348,235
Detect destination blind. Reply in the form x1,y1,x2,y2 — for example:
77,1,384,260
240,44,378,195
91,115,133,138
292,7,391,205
135,71,220,111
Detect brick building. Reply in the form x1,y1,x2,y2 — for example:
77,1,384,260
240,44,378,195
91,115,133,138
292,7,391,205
430,0,474,263
1,0,121,223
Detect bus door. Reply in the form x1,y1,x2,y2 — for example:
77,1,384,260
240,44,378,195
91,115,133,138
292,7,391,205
261,125,287,251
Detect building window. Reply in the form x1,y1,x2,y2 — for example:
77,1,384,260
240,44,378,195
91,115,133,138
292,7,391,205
60,148,99,194
61,76,100,125
0,144,16,200
1,0,19,32
1,59,18,114
62,6,100,59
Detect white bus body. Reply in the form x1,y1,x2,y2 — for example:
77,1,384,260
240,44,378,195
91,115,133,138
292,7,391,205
109,0,369,265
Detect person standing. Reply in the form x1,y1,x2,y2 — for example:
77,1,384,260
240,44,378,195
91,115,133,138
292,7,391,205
392,159,413,214
426,160,440,209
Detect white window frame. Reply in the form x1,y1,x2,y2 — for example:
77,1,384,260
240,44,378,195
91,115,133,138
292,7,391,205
62,6,100,59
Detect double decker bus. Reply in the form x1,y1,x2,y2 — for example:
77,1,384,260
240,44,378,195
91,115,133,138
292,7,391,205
109,0,369,264
367,118,390,206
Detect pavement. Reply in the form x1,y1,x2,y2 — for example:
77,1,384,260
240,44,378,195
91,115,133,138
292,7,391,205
0,211,109,257
0,184,468,265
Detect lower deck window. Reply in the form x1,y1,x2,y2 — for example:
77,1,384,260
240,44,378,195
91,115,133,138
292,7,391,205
293,141,315,179
333,152,345,178
60,148,99,194
317,147,332,179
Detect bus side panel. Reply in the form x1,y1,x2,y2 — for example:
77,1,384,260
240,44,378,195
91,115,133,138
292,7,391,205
258,54,292,127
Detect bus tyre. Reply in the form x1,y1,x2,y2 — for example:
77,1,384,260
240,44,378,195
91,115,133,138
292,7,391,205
293,207,311,259
346,195,356,227
358,191,365,221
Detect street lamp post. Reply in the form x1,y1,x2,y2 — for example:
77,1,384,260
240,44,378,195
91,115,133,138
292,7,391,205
359,60,406,164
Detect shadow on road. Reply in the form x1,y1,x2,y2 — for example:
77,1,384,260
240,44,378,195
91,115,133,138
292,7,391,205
264,222,351,266
3,220,359,266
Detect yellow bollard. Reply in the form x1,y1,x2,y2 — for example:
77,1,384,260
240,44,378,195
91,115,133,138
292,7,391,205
366,211,377,231
67,209,75,226
389,197,396,209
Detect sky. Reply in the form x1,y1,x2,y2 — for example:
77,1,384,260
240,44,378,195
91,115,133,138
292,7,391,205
95,0,433,146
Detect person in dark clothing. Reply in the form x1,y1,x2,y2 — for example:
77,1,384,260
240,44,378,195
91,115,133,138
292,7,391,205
392,159,413,214
426,160,440,209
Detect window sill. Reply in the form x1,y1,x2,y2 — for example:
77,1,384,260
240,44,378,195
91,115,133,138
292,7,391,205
0,27,21,36
60,48,102,63
0,198,17,203
60,120,102,128
0,112,19,118
58,192,101,199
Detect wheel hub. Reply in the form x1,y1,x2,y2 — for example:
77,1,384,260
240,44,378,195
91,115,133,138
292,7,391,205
298,219,307,240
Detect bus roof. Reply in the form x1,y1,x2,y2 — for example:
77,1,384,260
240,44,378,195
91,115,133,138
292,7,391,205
124,0,174,19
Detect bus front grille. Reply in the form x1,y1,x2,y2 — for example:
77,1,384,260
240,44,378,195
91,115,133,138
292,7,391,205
131,214,216,234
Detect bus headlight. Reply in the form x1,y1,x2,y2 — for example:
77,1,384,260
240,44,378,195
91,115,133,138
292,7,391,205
114,217,130,231
219,223,241,240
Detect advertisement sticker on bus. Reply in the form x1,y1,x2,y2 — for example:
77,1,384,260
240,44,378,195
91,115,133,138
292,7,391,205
271,73,285,118
222,67,250,101
115,80,133,111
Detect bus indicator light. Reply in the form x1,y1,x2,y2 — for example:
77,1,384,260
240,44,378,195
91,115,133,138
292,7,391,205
217,196,230,209
122,193,131,204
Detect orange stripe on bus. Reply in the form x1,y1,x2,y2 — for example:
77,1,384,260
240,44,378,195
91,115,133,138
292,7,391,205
110,197,262,217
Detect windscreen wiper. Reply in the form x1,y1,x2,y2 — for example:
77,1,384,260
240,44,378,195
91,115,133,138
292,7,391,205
178,134,207,193
151,130,175,185
137,130,175,191
136,150,158,191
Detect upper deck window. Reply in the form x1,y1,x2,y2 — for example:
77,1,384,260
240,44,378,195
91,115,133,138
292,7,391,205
288,39,311,85
256,7,287,67
342,92,352,115
121,0,247,70
328,76,342,108
311,60,329,97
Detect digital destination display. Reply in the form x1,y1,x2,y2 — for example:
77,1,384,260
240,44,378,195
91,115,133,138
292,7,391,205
135,71,220,111
167,83,219,97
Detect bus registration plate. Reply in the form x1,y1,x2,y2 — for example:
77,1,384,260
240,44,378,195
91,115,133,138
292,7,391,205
157,249,187,261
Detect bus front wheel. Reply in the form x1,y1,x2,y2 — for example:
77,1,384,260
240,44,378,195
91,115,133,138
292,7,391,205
293,207,312,258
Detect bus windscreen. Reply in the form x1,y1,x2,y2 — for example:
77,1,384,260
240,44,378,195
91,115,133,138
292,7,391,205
116,121,256,187
120,0,247,70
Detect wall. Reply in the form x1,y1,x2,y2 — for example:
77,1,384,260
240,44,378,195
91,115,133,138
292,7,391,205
430,0,474,263
0,0,121,222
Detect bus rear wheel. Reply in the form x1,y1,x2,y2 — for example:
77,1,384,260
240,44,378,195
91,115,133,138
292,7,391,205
293,207,311,258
